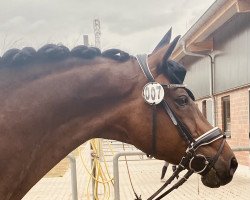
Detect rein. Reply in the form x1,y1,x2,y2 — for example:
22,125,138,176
135,54,226,200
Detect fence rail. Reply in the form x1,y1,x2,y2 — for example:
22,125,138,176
232,147,250,152
112,146,250,200
66,146,250,200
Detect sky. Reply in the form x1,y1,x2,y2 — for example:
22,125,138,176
0,0,215,55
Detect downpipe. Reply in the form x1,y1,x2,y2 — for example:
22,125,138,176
181,41,216,126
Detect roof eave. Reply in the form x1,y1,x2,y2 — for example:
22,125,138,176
172,0,250,61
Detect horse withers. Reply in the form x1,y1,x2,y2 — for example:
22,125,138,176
0,29,237,200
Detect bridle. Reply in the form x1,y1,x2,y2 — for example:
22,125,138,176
136,54,226,200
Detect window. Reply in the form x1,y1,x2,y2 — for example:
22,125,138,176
222,96,231,137
202,100,207,119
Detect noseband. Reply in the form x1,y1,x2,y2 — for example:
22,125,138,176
136,54,226,200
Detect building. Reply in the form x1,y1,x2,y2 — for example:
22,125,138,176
172,0,250,167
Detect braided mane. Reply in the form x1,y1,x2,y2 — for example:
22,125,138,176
0,43,188,96
0,44,130,68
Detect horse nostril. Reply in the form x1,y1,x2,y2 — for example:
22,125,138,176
229,157,238,176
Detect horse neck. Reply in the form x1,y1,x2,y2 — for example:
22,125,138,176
0,57,139,199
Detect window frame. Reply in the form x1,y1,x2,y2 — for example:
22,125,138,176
202,100,207,119
248,89,250,139
222,95,231,138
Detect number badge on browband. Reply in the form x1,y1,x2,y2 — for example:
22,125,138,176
142,82,164,105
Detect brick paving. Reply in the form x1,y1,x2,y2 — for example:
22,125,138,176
23,141,250,200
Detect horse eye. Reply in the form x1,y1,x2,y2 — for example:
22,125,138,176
175,96,189,107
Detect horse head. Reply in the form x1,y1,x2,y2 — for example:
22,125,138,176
126,28,238,188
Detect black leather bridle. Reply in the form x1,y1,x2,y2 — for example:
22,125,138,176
136,54,226,200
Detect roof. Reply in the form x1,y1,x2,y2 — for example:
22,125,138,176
172,0,250,61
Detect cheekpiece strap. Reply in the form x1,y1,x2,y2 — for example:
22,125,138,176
162,100,178,125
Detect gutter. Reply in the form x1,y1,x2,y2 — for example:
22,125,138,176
176,0,230,51
173,0,240,61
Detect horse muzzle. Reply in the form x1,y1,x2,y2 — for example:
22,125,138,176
184,127,238,188
201,155,238,188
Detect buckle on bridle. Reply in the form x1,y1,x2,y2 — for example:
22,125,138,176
189,154,209,174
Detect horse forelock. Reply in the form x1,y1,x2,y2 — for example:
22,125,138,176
158,60,195,100
0,44,131,68
159,60,187,84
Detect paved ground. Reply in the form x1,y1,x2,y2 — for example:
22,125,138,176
23,141,250,200
117,159,250,200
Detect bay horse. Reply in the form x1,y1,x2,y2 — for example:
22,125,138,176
0,29,237,200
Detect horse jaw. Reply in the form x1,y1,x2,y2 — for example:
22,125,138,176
201,167,233,188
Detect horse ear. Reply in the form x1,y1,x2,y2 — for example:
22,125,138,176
148,34,181,74
162,35,181,62
152,27,172,53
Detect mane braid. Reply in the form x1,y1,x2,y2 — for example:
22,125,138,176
0,44,131,68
